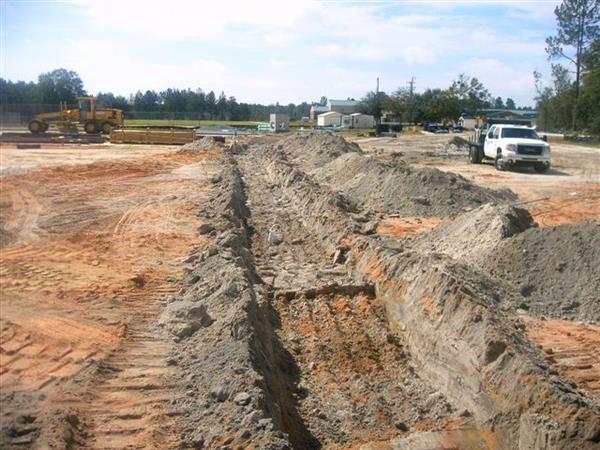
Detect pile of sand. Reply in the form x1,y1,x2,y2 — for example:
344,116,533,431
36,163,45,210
488,220,600,322
274,132,362,167
180,136,224,152
312,153,515,217
411,204,535,264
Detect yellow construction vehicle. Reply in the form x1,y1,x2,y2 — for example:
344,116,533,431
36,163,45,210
28,96,124,134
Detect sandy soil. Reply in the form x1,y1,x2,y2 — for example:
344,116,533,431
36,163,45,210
0,142,180,176
0,145,221,448
525,317,600,394
1,133,598,449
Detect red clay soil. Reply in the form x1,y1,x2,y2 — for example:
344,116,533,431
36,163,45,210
1,149,220,448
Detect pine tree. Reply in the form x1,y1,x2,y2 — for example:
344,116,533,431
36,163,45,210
545,0,600,129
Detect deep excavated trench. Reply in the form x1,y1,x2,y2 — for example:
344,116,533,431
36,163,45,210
235,145,460,448
158,134,598,450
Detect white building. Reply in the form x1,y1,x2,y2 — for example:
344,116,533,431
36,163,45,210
349,113,374,128
458,115,477,130
318,111,343,127
310,105,329,121
327,99,358,114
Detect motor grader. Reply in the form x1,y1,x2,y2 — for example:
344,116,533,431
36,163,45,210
28,96,123,134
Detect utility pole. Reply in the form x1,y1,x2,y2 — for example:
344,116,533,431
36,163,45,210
376,77,379,94
407,77,416,124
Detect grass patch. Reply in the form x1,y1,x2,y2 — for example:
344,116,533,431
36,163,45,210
124,119,261,128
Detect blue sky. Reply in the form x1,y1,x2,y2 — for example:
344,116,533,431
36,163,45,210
1,1,562,106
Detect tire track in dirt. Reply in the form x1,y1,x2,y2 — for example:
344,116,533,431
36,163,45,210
1,149,222,449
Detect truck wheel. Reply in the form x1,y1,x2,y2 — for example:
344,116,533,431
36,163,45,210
494,155,505,171
84,122,97,134
101,122,112,134
534,162,550,173
469,146,482,164
28,120,44,134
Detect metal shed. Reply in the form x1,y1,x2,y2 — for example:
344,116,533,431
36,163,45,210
349,113,374,129
318,111,343,127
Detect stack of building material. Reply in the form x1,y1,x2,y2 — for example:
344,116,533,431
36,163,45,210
110,128,195,144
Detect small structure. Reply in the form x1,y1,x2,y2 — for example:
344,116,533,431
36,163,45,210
270,113,289,132
459,109,538,129
318,111,343,127
328,99,358,114
310,105,329,121
349,113,374,129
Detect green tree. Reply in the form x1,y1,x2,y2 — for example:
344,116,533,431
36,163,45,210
357,91,389,123
546,0,600,129
494,96,505,109
36,68,86,105
132,90,159,111
422,89,460,122
217,91,227,119
205,91,216,119
96,92,130,111
577,38,600,133
505,98,516,109
450,74,492,111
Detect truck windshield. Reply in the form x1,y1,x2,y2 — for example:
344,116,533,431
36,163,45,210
501,128,539,139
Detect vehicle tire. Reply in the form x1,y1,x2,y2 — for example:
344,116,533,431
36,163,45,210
494,155,505,171
534,162,550,173
101,122,112,134
469,145,482,164
28,120,44,134
84,121,97,134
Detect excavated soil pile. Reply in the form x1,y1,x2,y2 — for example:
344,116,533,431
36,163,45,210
275,132,362,167
180,136,224,152
411,204,536,265
313,152,515,217
489,220,600,322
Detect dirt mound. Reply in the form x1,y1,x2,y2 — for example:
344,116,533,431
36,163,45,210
313,153,515,217
489,220,600,322
275,132,362,167
180,136,224,152
411,204,535,264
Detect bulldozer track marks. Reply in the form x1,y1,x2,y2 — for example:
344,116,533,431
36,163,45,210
1,149,222,449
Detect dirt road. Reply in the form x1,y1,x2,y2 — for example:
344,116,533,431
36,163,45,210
1,144,220,448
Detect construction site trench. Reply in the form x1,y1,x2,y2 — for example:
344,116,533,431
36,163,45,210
1,133,599,450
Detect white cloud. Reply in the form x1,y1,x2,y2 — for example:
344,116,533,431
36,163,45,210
459,57,537,104
402,46,436,65
2,1,555,105
83,1,319,40
314,44,342,57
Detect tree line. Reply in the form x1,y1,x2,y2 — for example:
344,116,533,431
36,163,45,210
534,0,599,134
1,68,524,124
356,74,526,125
0,71,312,122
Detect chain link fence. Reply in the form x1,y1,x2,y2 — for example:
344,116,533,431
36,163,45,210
0,104,219,128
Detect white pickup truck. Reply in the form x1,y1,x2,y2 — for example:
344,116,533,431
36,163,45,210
468,124,551,173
